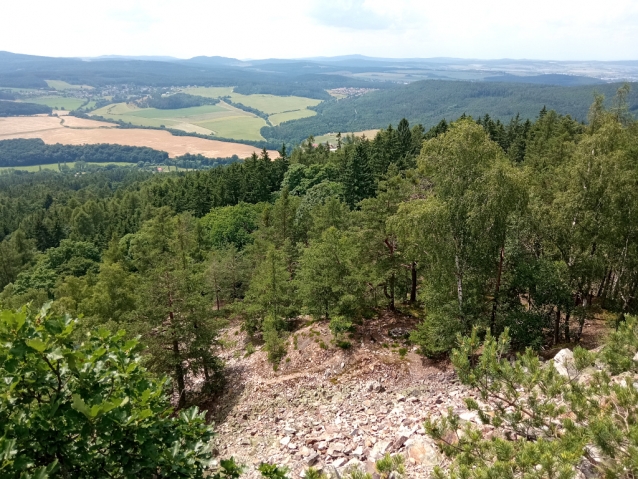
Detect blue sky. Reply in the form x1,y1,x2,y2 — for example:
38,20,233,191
2,0,637,60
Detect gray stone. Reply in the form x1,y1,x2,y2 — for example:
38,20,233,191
553,349,576,377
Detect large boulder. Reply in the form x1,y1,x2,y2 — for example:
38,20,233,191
406,440,442,467
553,348,577,377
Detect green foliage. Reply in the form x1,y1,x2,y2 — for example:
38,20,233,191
304,467,327,479
425,317,638,478
263,314,288,367
211,457,246,479
257,463,289,479
329,315,353,341
375,453,405,479
0,304,214,478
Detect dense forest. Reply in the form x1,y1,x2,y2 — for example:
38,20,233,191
2,87,638,478
0,139,169,167
0,100,52,116
262,80,638,144
139,92,220,109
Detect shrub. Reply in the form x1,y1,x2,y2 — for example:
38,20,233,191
329,315,353,341
425,317,638,478
0,304,214,478
263,315,287,367
375,453,405,478
410,307,465,357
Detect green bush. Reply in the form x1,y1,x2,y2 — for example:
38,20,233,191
263,315,287,367
410,307,465,357
425,317,638,478
329,315,353,341
0,304,214,479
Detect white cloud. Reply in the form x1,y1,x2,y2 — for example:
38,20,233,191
0,0,636,60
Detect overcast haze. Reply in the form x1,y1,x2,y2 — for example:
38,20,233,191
2,0,637,60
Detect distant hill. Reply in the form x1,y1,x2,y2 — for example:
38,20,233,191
261,80,638,144
484,73,603,86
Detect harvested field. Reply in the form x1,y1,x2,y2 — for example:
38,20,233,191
60,116,117,128
0,115,277,158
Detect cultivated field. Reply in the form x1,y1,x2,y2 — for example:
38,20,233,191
0,115,278,158
182,87,322,126
91,101,267,141
45,80,93,91
269,109,317,126
27,97,86,111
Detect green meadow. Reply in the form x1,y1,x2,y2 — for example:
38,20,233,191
27,97,87,111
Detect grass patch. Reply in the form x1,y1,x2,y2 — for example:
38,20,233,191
91,102,265,140
27,97,86,111
45,80,93,91
228,93,320,115
269,109,316,126
182,87,235,98
196,116,267,141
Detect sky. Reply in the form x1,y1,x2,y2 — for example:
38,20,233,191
2,0,637,60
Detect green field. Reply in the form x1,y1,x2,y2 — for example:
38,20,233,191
269,109,317,126
27,97,86,111
197,116,268,141
91,101,267,140
45,80,93,91
226,92,321,115
0,162,135,172
88,88,324,142
182,87,235,98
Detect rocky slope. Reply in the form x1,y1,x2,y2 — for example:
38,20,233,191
202,314,488,478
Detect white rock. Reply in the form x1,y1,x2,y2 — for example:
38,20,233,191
553,348,576,377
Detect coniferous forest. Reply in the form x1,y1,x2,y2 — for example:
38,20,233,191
3,88,638,478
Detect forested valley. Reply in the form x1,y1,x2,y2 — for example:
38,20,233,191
3,88,638,478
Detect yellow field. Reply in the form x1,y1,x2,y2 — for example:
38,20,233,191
0,115,278,159
269,109,317,126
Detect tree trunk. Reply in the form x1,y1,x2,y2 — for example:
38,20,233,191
554,308,561,345
564,311,571,343
455,255,463,312
172,338,186,408
490,246,505,336
597,268,610,297
410,261,417,303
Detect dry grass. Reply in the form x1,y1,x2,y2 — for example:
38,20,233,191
0,116,278,159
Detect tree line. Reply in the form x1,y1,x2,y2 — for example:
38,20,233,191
261,80,638,145
0,100,52,116
0,139,169,167
0,88,636,402
139,92,220,110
